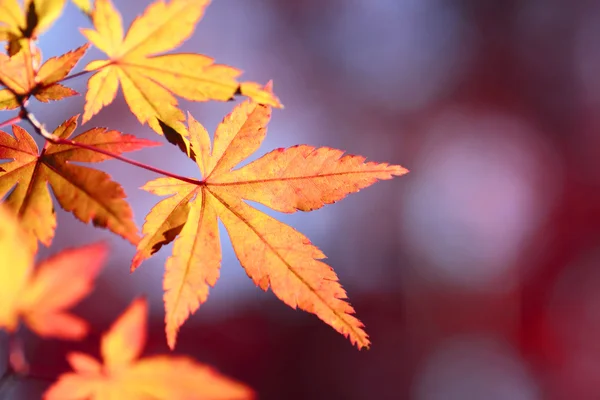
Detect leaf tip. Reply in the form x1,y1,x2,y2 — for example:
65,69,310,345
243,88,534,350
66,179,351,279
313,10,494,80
130,259,140,273
359,342,371,351
264,80,274,92
165,324,178,350
393,164,410,176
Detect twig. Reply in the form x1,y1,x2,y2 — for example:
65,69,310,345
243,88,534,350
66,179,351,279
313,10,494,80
18,106,202,185
19,108,56,141
0,115,21,129
53,136,202,185
2,63,201,185
58,69,92,84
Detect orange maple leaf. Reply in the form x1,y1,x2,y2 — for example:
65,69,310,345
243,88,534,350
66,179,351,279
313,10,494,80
80,0,282,138
0,44,89,110
44,297,254,400
0,203,107,339
133,96,408,350
0,115,158,253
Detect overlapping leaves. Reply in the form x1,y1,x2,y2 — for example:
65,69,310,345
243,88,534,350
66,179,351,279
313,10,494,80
0,116,157,252
0,44,88,110
0,204,251,399
134,97,408,349
0,0,409,361
0,0,66,54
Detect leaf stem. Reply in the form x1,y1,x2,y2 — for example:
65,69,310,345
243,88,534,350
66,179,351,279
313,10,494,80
0,115,21,129
54,136,203,185
59,69,92,84
2,74,201,185
18,106,202,185
20,107,55,140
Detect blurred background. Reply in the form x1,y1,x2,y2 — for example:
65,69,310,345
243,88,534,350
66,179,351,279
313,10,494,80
2,0,600,398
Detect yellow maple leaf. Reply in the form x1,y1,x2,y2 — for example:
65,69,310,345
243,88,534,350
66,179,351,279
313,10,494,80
80,0,282,138
0,203,107,339
0,0,66,53
44,297,254,400
71,0,92,16
134,97,408,350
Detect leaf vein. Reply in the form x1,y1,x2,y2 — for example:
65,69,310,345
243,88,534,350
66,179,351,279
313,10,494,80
207,188,363,340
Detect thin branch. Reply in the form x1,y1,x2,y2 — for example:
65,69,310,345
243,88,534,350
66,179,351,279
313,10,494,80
3,68,201,185
58,69,92,84
53,136,203,185
18,106,202,185
59,59,114,85
0,115,21,129
20,108,56,141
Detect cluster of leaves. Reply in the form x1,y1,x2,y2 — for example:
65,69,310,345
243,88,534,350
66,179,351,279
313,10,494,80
0,0,408,397
0,204,253,399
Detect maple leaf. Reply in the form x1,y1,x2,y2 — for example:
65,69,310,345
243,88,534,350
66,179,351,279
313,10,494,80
44,297,254,400
0,44,89,110
71,0,92,16
0,115,158,253
0,203,107,339
80,0,282,140
0,0,66,54
134,100,408,350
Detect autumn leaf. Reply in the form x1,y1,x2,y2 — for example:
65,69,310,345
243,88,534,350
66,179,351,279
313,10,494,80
0,0,66,54
71,0,92,16
134,100,408,350
0,204,107,339
0,115,158,253
44,297,254,400
0,47,39,108
0,203,33,331
80,0,282,140
0,0,25,42
0,44,89,110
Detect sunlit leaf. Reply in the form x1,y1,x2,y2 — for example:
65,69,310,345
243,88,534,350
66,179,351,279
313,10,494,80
0,115,159,252
0,44,89,108
0,203,34,331
0,0,67,52
0,207,107,340
44,297,254,400
71,0,92,16
135,95,408,349
17,242,107,339
81,0,282,140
